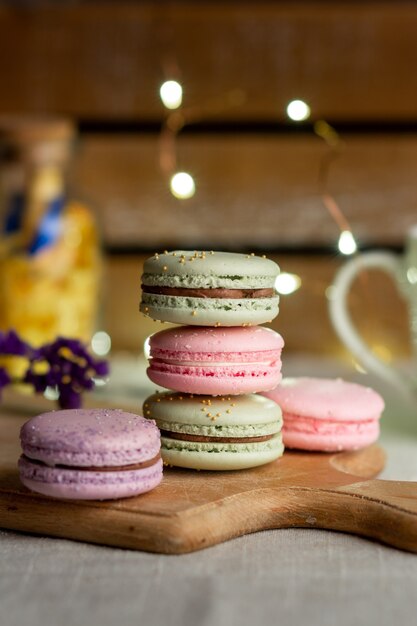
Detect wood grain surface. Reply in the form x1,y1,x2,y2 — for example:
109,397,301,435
1,414,417,554
74,134,417,248
1,2,417,120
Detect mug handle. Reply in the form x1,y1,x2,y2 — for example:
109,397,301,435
329,251,413,398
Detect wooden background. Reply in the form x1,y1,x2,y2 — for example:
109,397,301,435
0,1,415,356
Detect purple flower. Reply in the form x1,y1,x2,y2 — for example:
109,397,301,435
24,336,110,409
0,330,31,357
0,367,11,398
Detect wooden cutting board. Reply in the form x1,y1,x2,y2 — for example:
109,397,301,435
1,413,417,554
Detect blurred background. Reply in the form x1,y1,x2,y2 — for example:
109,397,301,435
0,1,416,422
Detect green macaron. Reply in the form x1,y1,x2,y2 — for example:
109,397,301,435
143,391,284,471
140,250,280,326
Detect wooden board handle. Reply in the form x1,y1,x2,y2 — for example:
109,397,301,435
305,480,417,552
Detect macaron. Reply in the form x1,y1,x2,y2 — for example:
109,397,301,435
140,250,280,326
262,377,384,452
143,392,284,470
146,325,284,395
18,408,163,500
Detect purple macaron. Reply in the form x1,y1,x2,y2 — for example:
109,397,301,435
18,408,163,500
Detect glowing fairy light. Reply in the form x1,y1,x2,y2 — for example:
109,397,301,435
91,331,112,356
286,99,311,122
44,386,60,401
275,273,302,295
170,172,195,199
338,230,357,255
407,267,417,284
160,81,183,110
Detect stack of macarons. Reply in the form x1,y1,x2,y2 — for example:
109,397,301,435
140,250,285,470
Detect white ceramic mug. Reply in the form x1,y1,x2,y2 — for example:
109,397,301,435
329,226,417,400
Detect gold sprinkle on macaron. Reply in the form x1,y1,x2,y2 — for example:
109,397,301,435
163,265,168,271
191,311,197,316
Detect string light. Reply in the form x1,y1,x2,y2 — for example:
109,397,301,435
338,230,357,255
143,336,151,359
275,273,302,295
44,386,59,401
170,172,195,199
286,99,311,121
407,267,417,284
91,331,111,356
156,21,356,261
160,80,183,109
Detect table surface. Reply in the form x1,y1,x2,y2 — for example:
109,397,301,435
1,356,417,626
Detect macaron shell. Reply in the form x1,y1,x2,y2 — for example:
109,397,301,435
144,392,282,427
147,366,282,395
19,456,163,500
155,420,281,438
142,251,279,289
149,325,284,353
263,377,384,422
140,295,279,326
20,409,160,467
283,420,380,452
161,437,284,470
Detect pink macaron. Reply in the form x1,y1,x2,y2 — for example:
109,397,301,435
146,325,284,395
262,377,384,452
19,408,163,500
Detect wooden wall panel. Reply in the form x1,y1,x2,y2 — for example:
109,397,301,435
103,255,411,357
73,134,417,247
1,2,417,120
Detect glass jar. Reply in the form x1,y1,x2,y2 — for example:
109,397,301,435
0,117,101,363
